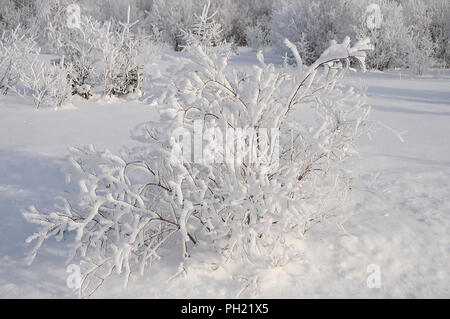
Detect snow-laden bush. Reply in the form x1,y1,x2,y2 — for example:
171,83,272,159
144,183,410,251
179,0,234,57
32,0,75,52
143,0,274,49
180,0,224,52
99,7,144,97
77,0,145,25
47,5,147,98
0,25,37,95
47,16,103,98
245,16,271,50
270,0,356,65
0,24,73,108
216,0,274,47
0,0,37,31
391,0,450,70
354,0,439,73
18,55,74,109
354,0,412,71
24,37,372,297
269,0,447,74
144,0,206,51
427,0,450,67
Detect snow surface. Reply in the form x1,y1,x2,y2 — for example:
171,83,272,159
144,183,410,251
0,50,449,298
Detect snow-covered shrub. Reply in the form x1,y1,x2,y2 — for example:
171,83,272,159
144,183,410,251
18,55,73,109
24,36,372,297
76,0,145,25
135,28,165,60
283,32,315,67
99,7,144,97
144,0,274,49
180,0,224,52
245,16,271,50
269,0,443,73
352,0,443,73
352,0,438,73
269,0,356,65
405,30,435,75
47,16,103,98
0,0,37,31
401,0,441,74
32,0,74,52
0,25,38,95
45,5,146,98
144,0,206,51
216,0,274,47
427,0,450,67
46,57,75,107
269,0,412,69
353,0,412,71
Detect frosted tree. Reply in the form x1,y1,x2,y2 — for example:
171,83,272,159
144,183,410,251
0,23,73,109
180,0,224,52
0,25,38,95
100,6,144,97
47,16,104,98
269,0,356,65
143,0,274,49
401,0,436,74
268,0,444,73
0,0,37,32
144,0,205,51
245,15,271,50
213,0,274,47
427,0,450,67
18,55,74,109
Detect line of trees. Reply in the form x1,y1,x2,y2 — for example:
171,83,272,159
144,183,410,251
1,0,449,73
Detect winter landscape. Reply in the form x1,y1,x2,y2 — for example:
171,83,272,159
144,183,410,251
0,0,449,299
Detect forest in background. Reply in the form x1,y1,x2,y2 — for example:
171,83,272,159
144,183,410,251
1,0,449,74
